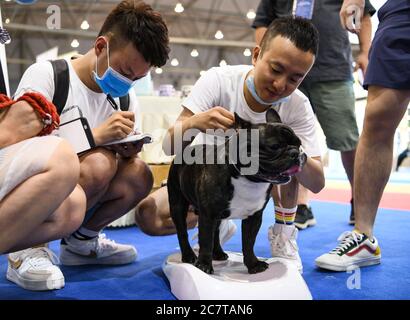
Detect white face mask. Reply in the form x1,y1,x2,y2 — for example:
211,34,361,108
246,75,290,106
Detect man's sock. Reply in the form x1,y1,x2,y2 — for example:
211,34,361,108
275,206,297,226
71,227,99,241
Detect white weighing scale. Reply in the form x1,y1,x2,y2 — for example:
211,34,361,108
163,251,312,300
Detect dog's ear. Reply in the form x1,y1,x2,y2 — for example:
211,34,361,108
234,112,251,129
266,108,281,124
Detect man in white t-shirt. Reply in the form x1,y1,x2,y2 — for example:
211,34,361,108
137,16,324,273
6,0,170,291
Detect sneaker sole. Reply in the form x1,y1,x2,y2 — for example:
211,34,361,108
60,249,137,266
315,256,381,272
6,267,64,291
294,218,317,230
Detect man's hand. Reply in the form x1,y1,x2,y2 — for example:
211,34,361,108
189,107,235,132
93,111,135,145
106,140,144,158
340,0,365,34
354,51,369,75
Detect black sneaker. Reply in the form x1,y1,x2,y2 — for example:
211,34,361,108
294,205,316,230
349,199,355,225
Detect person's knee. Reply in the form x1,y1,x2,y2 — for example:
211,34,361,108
47,140,81,192
123,159,154,200
135,197,163,236
80,148,117,193
59,186,87,237
363,103,399,139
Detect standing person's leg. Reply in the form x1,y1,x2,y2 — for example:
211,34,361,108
341,148,356,224
316,86,410,271
395,148,410,171
354,87,410,237
308,80,359,222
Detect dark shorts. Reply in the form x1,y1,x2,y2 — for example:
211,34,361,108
299,81,358,152
364,0,410,90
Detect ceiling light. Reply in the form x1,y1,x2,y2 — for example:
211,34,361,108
71,39,79,48
190,49,199,57
5,18,10,24
171,58,179,66
243,48,252,57
214,30,224,40
247,9,256,20
155,67,163,74
175,3,184,13
80,20,89,30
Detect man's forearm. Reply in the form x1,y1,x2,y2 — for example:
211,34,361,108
163,117,197,156
296,157,325,193
358,14,372,54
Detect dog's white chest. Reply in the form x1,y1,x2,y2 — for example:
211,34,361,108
228,177,270,219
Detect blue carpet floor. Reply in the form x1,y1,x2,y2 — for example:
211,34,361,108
1,200,409,300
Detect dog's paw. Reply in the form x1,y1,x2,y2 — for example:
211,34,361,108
248,260,269,274
213,250,229,261
181,251,197,264
195,261,214,274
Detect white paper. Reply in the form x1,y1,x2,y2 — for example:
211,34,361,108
103,133,153,146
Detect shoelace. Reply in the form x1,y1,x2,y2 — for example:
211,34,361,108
330,231,363,255
95,233,117,252
269,232,299,258
22,247,60,268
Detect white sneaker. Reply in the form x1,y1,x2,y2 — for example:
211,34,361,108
315,230,381,271
7,247,64,291
60,233,137,266
268,224,303,273
192,219,237,249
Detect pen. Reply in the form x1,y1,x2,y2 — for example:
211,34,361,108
106,94,119,111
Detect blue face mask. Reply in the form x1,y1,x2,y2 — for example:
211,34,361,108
246,75,290,106
93,42,136,98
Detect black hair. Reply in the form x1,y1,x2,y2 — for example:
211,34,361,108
260,16,319,56
98,0,170,67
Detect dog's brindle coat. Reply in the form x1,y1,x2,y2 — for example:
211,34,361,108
168,109,305,274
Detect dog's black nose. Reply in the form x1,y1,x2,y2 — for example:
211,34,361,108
289,148,300,160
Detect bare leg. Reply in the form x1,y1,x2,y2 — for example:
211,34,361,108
78,148,117,210
354,86,410,237
6,185,86,253
297,185,309,205
278,176,299,208
83,157,153,231
271,185,281,207
135,186,198,236
0,141,86,254
341,148,356,197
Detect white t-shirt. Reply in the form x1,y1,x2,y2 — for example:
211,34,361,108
14,59,141,132
182,65,321,157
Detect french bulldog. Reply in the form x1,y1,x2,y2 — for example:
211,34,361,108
167,108,306,274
